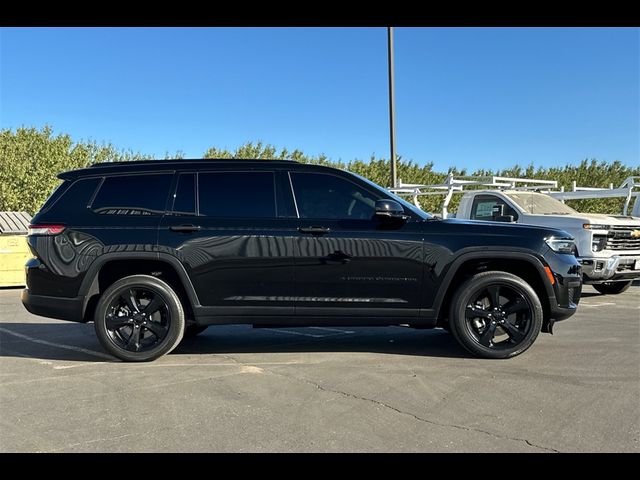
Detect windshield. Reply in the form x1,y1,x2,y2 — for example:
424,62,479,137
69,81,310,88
349,172,432,220
507,192,577,215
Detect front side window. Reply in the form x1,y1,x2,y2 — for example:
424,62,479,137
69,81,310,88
92,174,173,215
290,172,378,220
198,171,276,218
471,195,519,221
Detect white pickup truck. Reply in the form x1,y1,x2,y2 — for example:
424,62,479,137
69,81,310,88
455,190,640,294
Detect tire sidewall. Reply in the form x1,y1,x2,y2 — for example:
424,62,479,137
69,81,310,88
449,272,543,359
94,275,185,362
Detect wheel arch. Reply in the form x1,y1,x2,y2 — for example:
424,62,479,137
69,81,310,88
432,250,555,330
79,252,199,322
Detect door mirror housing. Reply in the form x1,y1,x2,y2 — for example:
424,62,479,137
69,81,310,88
492,204,515,222
375,199,409,221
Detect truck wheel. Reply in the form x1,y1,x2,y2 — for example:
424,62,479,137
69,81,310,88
94,275,185,362
184,325,208,337
592,281,632,295
449,271,543,359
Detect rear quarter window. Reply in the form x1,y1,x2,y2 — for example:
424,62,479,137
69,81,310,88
43,177,102,217
92,173,173,215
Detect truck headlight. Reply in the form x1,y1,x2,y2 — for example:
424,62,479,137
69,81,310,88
592,235,607,252
545,237,577,255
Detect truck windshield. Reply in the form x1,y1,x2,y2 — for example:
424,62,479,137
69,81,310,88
507,192,577,215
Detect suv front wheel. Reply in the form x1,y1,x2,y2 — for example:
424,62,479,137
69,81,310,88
94,275,185,362
448,271,543,359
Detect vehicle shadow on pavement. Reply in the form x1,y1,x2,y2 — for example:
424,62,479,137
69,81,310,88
0,323,471,362
174,326,471,359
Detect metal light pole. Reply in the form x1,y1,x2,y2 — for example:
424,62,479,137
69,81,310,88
387,26,397,189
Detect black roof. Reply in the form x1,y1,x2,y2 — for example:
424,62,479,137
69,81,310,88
57,158,327,180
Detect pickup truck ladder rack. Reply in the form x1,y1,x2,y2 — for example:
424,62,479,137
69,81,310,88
390,174,557,218
544,176,640,216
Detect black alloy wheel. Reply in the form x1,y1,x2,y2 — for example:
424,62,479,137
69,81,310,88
94,275,185,361
449,271,543,359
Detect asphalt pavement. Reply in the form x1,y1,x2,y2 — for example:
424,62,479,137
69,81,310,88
1,284,638,452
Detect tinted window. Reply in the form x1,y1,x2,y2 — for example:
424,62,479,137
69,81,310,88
172,173,196,215
198,171,276,218
290,172,378,220
38,180,68,213
48,178,101,216
92,174,173,215
471,195,519,220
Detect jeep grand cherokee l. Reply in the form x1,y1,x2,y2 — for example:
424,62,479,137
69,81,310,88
22,159,582,361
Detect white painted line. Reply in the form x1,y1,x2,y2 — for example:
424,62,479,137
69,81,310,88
54,361,304,370
309,327,355,334
580,302,616,307
0,326,114,360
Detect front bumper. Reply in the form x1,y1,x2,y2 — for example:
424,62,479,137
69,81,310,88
579,255,640,283
544,253,583,323
21,289,86,322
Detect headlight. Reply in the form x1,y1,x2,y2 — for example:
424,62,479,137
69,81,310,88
592,235,607,252
583,224,610,230
545,237,576,255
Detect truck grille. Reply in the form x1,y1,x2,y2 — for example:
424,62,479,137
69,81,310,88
606,226,640,251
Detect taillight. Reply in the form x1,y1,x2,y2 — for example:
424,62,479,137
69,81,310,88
28,224,66,235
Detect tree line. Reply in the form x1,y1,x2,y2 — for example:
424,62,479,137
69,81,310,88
1,126,638,216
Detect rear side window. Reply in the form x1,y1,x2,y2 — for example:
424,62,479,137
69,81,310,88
198,171,276,218
92,174,173,215
45,178,102,216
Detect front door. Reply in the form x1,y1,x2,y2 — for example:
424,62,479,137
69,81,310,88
159,169,295,317
288,170,424,320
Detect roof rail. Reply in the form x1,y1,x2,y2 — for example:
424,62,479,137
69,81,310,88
89,158,299,168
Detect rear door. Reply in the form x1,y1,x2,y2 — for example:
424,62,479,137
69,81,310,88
159,168,295,317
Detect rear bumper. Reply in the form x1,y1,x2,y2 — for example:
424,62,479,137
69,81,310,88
21,289,86,322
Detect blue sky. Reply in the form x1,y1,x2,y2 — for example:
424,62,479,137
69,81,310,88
1,27,638,172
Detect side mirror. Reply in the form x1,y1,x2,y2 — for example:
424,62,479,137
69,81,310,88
375,199,408,221
492,204,515,222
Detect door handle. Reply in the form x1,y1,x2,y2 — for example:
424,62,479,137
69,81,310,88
298,226,330,235
322,250,352,264
169,224,202,233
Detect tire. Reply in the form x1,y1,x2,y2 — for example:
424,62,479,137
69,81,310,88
94,275,185,362
448,271,543,359
592,281,632,295
184,325,208,338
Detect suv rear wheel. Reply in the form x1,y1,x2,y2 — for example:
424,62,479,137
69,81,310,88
448,271,543,359
94,275,185,362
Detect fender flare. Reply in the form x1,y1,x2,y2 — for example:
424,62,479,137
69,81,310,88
429,248,555,318
79,252,201,318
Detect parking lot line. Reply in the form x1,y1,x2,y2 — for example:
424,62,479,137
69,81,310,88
0,326,114,360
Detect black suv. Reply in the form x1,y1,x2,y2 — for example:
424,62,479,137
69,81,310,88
22,159,582,361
